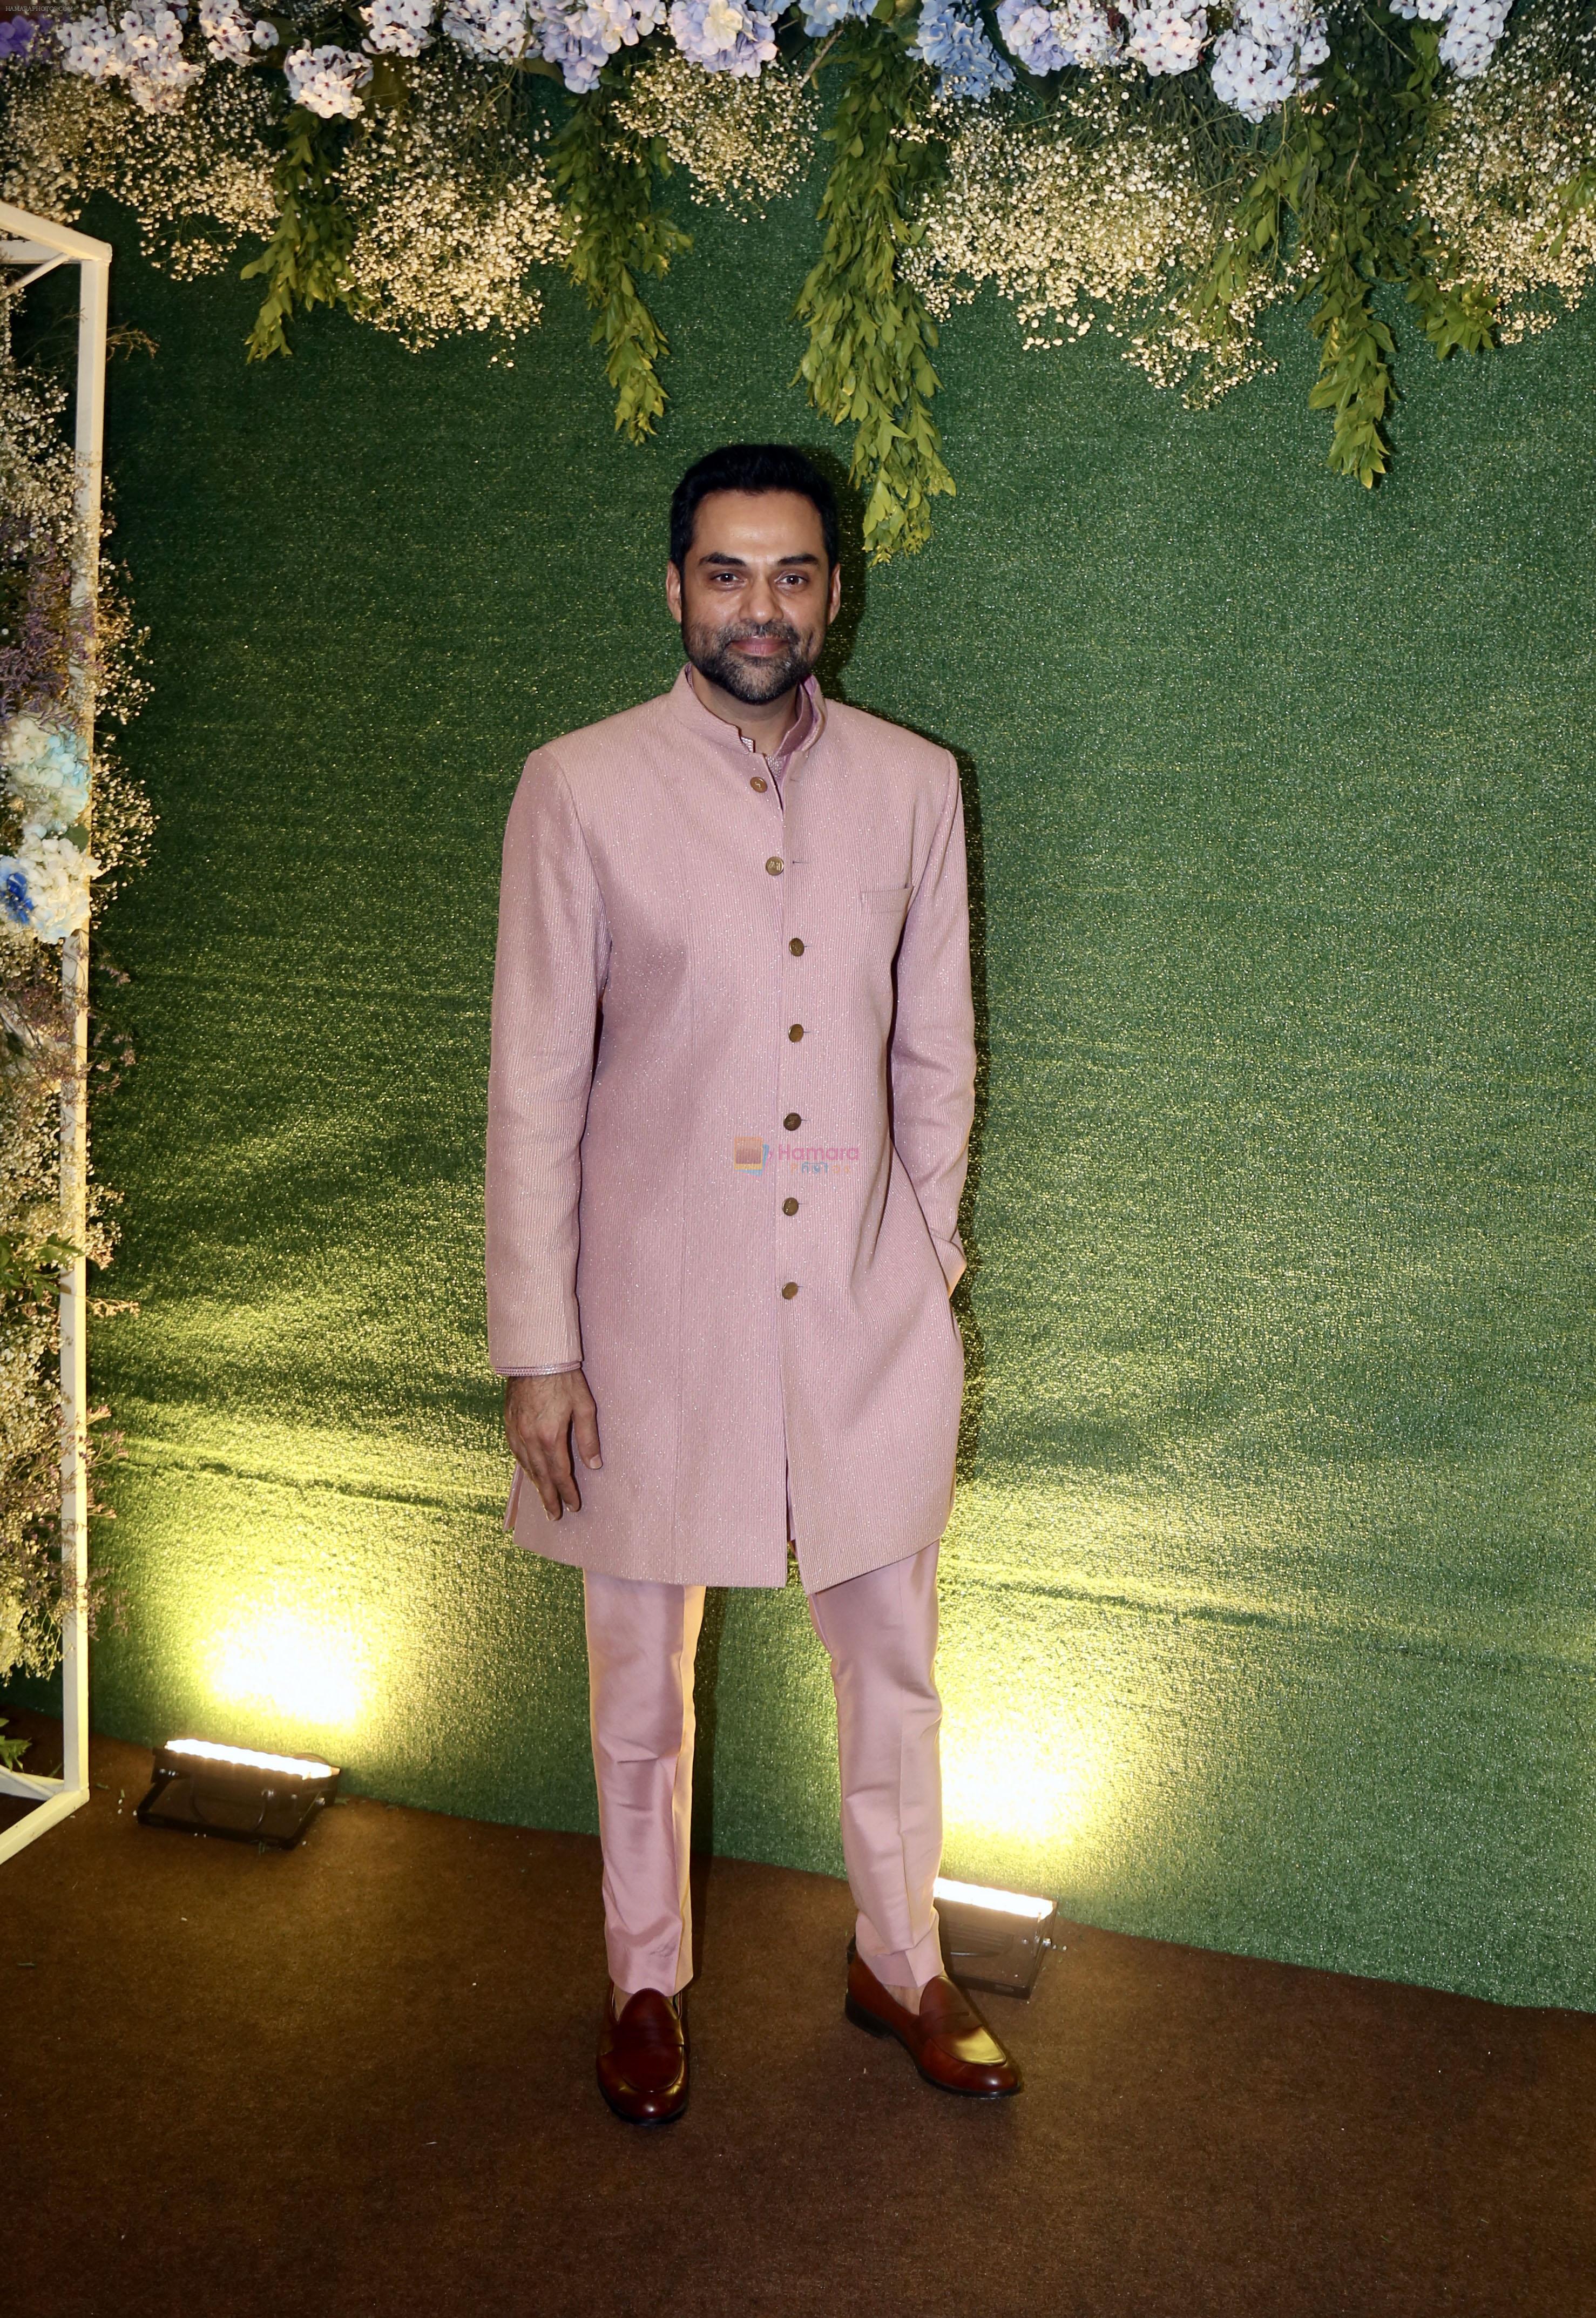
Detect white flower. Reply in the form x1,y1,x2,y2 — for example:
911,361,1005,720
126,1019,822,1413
1210,27,1293,116
0,833,98,946
1055,0,1122,64
667,0,778,76
197,0,274,62
1123,0,1208,77
56,6,131,78
1209,0,1327,118
1232,0,1327,58
1439,0,1510,77
2,715,90,835
1387,0,1510,77
362,0,437,53
705,0,749,48
439,0,533,59
112,0,202,105
283,42,373,117
55,2,202,111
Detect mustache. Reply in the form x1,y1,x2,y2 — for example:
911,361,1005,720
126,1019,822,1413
722,620,803,645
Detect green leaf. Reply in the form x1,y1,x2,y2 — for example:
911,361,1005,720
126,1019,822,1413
792,24,954,561
242,111,360,360
549,91,688,443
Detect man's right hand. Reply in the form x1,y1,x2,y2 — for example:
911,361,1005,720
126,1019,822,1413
504,1370,602,1520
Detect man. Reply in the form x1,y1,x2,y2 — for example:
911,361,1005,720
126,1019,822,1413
486,442,1019,2123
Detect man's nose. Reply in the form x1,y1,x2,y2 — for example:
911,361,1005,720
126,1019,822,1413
745,575,782,623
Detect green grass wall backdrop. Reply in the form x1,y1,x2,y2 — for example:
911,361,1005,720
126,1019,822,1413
19,177,1596,2009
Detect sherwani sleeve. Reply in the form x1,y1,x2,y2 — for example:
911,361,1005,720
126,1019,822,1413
889,754,977,1295
485,747,610,1373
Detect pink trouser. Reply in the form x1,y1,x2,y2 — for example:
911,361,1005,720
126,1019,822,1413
583,1544,945,1996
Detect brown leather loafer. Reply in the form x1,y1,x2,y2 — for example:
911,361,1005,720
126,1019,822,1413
597,1985,688,2125
845,1945,1022,2098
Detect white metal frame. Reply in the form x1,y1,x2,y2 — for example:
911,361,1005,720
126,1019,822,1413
0,202,111,1865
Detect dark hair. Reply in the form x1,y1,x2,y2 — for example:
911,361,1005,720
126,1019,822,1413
669,443,840,573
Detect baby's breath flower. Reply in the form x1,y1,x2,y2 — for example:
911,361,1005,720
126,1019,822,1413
337,59,570,345
611,46,817,212
1,66,278,281
1416,0,1596,337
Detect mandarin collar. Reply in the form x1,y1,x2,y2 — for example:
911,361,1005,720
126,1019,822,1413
666,662,827,763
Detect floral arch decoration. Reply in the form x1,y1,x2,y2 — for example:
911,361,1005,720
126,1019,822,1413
1,186,151,1800
0,200,122,1854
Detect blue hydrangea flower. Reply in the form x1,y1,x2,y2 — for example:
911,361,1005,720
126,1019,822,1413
0,836,94,942
995,0,1067,69
796,0,872,33
995,0,1121,72
2,714,90,833
668,0,778,72
2,866,36,927
538,0,665,91
914,0,1016,98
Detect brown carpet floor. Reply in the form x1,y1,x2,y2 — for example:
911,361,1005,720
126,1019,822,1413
2,1711,1592,2318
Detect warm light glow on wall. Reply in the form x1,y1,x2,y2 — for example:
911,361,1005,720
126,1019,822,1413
942,1715,1115,1851
207,1610,368,1730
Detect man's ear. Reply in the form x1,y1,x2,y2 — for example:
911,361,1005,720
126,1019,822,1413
828,561,842,621
665,559,684,625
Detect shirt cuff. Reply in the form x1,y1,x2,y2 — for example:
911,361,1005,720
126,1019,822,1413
498,1360,584,1377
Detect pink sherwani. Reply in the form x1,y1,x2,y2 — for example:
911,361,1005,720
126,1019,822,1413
485,665,975,1593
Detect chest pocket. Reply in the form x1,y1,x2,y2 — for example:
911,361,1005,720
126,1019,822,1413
857,883,911,974
860,883,911,918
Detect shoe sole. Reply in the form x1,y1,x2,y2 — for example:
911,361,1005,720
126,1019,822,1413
844,1992,1022,2098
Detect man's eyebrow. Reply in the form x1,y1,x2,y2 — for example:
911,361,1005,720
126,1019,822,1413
698,550,822,567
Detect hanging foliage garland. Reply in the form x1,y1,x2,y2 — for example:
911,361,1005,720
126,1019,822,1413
3,0,1595,551
1,0,1594,551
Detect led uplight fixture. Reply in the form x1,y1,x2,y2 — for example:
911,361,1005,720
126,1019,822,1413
137,1738,340,1849
933,1875,1060,1997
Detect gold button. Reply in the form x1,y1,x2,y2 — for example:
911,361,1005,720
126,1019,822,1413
750,775,768,793
766,856,784,875
782,1197,799,1216
781,1281,799,1300
784,1112,801,1131
788,1023,803,1042
789,937,804,956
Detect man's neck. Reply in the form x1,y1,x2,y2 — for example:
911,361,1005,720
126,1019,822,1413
688,663,801,757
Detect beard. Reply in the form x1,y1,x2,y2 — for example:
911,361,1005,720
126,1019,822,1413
682,615,820,705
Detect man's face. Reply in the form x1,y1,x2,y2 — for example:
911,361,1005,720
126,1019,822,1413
666,489,841,705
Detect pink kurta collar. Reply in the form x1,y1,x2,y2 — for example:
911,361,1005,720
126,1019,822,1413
666,661,826,768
